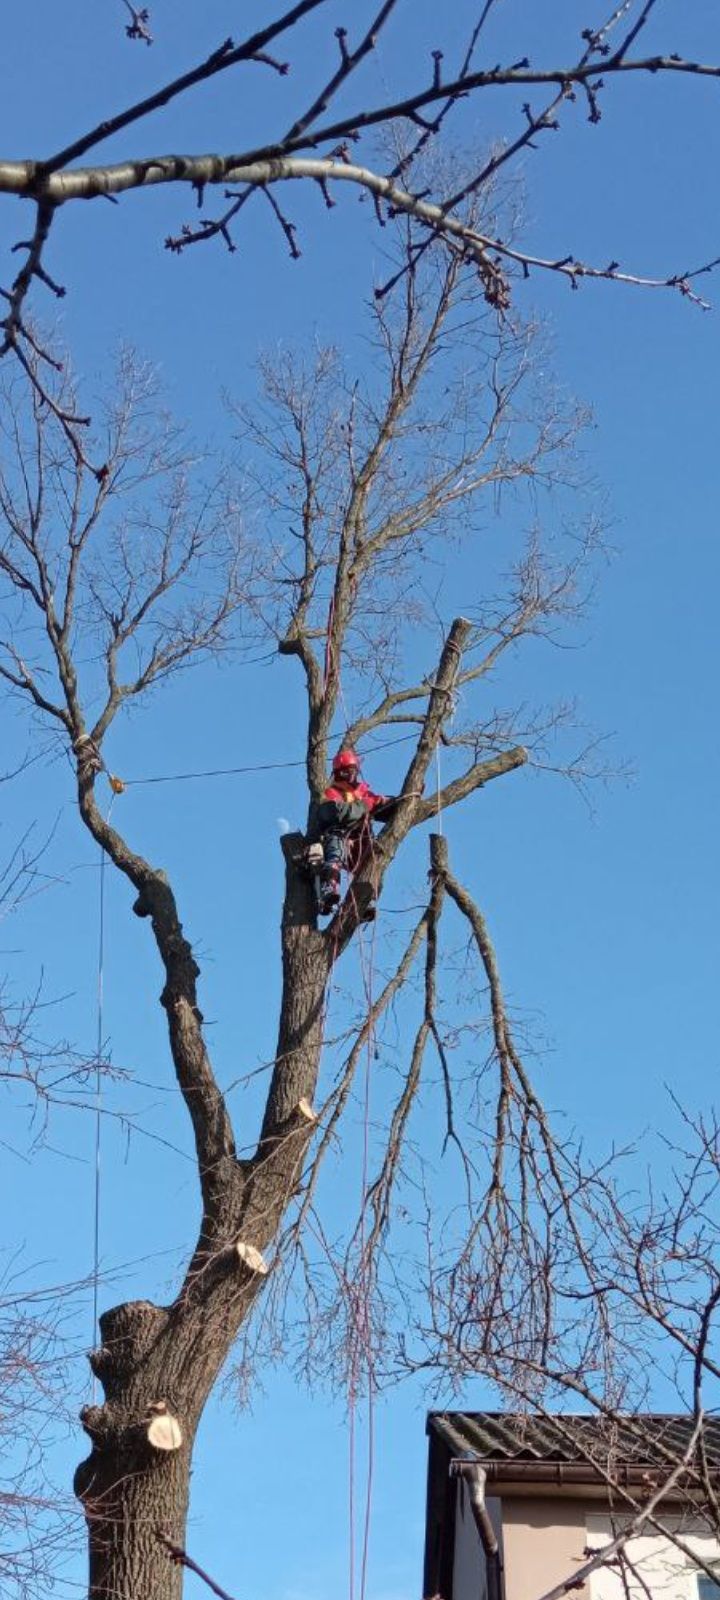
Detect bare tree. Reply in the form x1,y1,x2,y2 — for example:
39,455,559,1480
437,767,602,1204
0,209,621,1596
2,1,720,416
0,9,713,1599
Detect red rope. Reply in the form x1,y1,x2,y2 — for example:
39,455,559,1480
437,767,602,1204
311,813,378,1600
348,838,381,1600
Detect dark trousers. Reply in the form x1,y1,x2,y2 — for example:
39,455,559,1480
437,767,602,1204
321,831,346,874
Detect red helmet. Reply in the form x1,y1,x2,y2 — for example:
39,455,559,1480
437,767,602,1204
332,747,360,779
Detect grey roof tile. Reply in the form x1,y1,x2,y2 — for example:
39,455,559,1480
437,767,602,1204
428,1412,720,1469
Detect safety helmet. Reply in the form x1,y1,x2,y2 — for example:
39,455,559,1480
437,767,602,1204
332,747,360,780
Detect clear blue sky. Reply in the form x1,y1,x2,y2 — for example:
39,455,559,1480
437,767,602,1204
1,4,719,1598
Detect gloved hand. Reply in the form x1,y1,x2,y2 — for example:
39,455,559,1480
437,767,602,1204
306,842,324,869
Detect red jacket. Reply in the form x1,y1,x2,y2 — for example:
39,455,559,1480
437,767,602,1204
323,778,386,814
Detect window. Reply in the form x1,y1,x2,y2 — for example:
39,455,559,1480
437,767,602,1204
696,1563,720,1600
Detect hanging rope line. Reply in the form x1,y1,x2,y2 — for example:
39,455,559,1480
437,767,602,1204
357,917,378,1600
91,795,114,1399
345,833,382,1600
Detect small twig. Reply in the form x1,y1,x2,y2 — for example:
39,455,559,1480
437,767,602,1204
261,186,301,258
156,1530,239,1600
165,185,255,254
9,342,108,480
122,2,153,45
282,1,400,147
0,202,63,357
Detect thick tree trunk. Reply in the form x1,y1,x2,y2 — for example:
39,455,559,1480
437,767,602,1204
74,840,333,1600
75,1301,194,1600
77,1441,190,1600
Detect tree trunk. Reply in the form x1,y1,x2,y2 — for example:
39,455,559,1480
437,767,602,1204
77,1442,190,1600
74,1300,193,1600
74,841,333,1599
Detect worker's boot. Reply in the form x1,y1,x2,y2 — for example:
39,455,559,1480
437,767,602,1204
319,864,341,915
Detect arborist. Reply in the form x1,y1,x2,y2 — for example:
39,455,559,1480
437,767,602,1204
306,747,397,915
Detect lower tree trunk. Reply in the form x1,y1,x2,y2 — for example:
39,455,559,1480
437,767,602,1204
77,1444,191,1600
74,1299,196,1600
74,839,333,1598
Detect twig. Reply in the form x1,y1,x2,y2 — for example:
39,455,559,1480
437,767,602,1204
122,2,153,45
156,1530,239,1600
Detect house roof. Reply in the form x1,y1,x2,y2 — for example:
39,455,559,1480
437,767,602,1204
427,1411,720,1472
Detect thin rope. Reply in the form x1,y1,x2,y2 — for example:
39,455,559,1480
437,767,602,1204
121,730,418,788
349,1369,357,1600
357,917,377,1600
347,837,381,1600
91,797,114,1399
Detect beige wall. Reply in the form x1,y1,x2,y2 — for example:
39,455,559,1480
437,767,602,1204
449,1483,720,1600
501,1496,589,1600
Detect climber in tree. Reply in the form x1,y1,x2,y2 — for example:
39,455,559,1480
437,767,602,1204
307,748,397,915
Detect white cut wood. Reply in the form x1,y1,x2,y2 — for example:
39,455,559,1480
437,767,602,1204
296,1097,317,1122
146,1410,183,1452
235,1240,269,1275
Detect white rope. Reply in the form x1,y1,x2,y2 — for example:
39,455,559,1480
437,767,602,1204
90,796,114,1398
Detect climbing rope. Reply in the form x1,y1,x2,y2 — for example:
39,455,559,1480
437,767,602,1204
356,917,378,1600
344,827,383,1600
90,794,115,1399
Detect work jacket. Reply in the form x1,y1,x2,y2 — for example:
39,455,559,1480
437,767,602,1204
310,779,390,839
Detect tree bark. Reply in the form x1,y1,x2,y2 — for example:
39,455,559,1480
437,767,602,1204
77,1429,189,1600
75,1301,190,1600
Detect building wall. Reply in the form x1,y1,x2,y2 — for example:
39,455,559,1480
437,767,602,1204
454,1495,720,1600
501,1496,589,1600
586,1512,720,1600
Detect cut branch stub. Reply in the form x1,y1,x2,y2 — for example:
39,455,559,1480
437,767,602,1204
235,1240,270,1276
146,1403,183,1452
79,1403,110,1443
97,1300,171,1382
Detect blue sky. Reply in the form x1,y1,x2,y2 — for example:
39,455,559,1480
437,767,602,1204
1,4,719,1598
